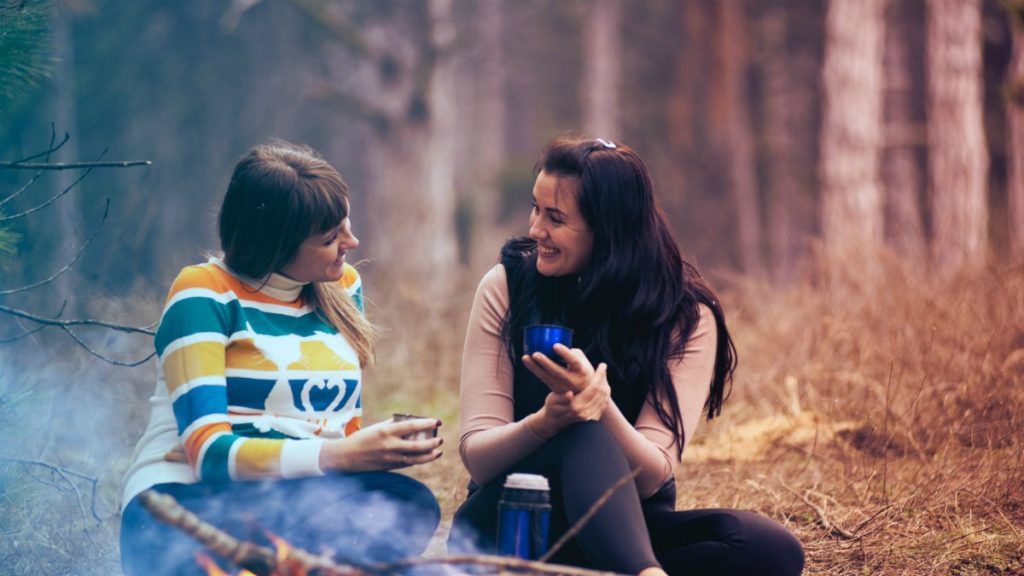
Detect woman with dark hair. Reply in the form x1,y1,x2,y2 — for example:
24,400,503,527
120,141,442,575
450,138,803,576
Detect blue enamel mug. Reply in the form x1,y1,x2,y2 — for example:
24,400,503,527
523,324,574,364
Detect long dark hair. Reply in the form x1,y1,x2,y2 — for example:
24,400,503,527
500,138,736,450
218,140,376,366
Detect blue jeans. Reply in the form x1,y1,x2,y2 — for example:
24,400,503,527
121,472,439,575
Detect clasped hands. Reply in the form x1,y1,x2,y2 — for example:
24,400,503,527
523,344,611,438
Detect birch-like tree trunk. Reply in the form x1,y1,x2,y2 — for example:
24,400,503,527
882,0,927,263
582,0,621,138
1006,4,1024,264
820,0,886,262
925,0,988,270
712,0,762,276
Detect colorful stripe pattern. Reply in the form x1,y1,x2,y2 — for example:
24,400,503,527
155,261,364,482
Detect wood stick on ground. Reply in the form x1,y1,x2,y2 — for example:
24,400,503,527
140,490,628,576
138,490,364,576
782,484,855,540
539,468,642,563
378,554,626,576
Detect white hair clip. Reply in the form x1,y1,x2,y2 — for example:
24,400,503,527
595,138,616,149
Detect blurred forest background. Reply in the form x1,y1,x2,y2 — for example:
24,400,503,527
2,0,1023,575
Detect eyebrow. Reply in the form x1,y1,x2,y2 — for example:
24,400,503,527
533,195,567,218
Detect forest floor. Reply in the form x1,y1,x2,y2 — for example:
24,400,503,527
1,254,1022,575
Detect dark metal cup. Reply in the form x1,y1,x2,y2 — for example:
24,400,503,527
523,324,573,365
392,413,438,441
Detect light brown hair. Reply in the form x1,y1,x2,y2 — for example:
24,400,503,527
218,140,376,365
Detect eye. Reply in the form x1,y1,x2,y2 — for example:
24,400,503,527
322,233,338,246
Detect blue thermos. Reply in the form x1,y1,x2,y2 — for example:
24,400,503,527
497,473,551,559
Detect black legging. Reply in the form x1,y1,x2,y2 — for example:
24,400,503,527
450,422,804,575
121,471,440,575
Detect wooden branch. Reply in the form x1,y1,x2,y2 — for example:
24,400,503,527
0,324,45,344
0,129,69,208
540,468,642,563
0,148,105,222
0,303,156,336
381,554,626,576
1,458,105,524
782,483,855,540
0,199,109,296
0,160,152,170
139,490,366,576
11,128,70,164
140,490,629,576
58,324,157,367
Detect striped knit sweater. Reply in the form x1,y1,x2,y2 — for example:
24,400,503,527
121,258,364,507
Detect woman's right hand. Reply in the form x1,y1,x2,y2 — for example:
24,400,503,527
319,418,443,472
529,363,610,439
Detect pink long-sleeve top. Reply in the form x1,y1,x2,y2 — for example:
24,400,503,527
458,264,718,498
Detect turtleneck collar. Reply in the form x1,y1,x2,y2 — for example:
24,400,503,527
210,257,307,303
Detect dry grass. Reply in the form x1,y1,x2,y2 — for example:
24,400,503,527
2,253,1022,575
366,252,1024,575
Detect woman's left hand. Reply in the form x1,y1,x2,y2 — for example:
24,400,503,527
523,344,594,394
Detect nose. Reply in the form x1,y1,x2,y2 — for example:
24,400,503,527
528,218,546,240
340,231,359,251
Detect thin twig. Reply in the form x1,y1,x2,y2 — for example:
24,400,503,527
0,324,46,344
0,160,152,170
782,483,856,540
539,468,642,563
0,148,107,222
10,127,70,164
0,198,110,295
58,324,156,367
0,302,156,335
0,458,105,524
0,128,69,208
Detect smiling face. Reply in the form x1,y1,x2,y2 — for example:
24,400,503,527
279,216,359,283
528,170,594,277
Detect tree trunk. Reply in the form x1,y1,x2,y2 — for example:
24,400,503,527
48,2,81,308
1006,4,1024,264
759,1,821,283
820,0,886,263
360,0,458,304
925,0,989,271
582,0,621,138
882,0,927,263
469,0,506,265
712,0,763,276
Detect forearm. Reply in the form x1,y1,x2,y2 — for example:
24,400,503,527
459,416,548,484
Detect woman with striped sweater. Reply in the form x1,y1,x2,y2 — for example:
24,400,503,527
120,141,441,575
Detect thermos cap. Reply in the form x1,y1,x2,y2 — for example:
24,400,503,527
504,473,550,491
